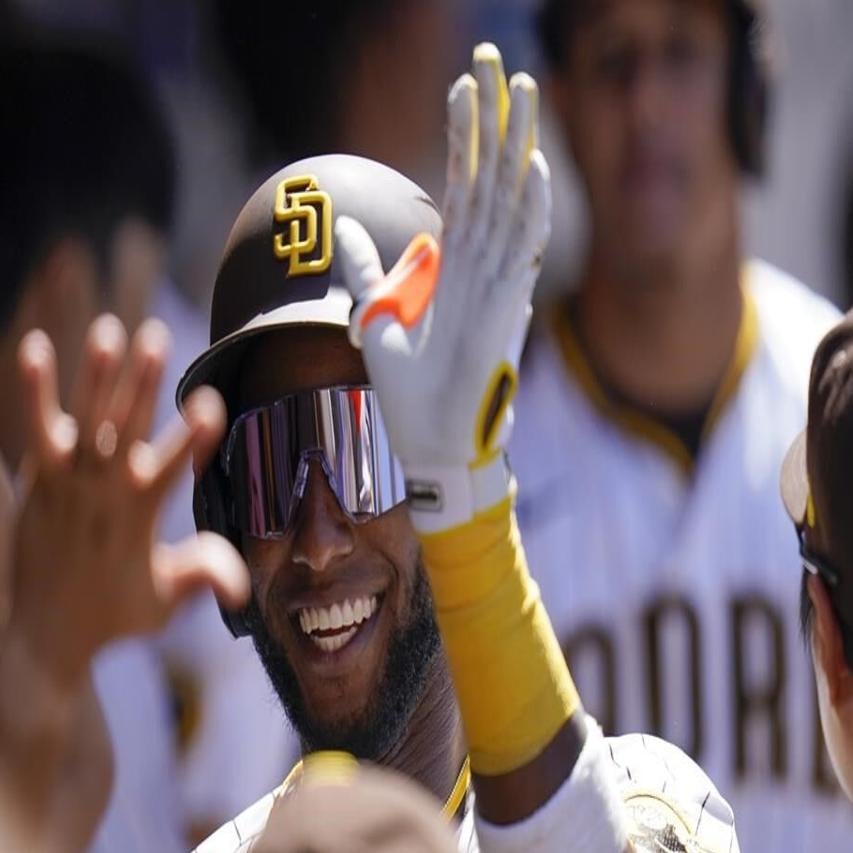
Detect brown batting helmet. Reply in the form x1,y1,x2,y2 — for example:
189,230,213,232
178,154,442,636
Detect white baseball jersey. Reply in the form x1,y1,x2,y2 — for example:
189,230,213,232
510,260,852,851
194,721,738,853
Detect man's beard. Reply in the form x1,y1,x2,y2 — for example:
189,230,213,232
244,564,441,760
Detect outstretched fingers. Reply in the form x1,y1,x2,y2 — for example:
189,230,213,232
467,43,509,249
152,531,250,612
335,215,421,356
500,148,552,298
112,319,172,456
131,386,226,503
335,216,385,298
17,329,77,471
71,314,127,461
483,73,540,280
442,73,478,246
334,215,388,350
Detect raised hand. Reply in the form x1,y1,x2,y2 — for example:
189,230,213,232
8,314,249,686
335,43,550,532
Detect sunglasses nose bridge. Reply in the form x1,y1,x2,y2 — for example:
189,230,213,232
291,450,351,522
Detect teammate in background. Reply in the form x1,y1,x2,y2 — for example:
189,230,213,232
0,36,200,851
510,0,847,849
781,309,853,803
183,44,739,852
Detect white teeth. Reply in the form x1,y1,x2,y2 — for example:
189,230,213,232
311,626,358,653
297,595,380,644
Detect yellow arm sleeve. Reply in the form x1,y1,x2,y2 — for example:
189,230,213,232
419,496,580,776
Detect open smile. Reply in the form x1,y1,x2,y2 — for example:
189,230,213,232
296,595,381,653
290,592,385,677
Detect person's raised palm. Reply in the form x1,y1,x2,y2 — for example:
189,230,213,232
9,315,249,684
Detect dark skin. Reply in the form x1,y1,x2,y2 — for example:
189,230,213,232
550,0,743,417
237,327,466,807
235,326,586,825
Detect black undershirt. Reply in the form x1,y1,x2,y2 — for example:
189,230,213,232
565,300,712,461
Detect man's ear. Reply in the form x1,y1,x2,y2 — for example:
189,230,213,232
807,574,853,707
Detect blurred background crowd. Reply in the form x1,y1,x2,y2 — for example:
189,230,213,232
1,0,852,850
5,0,852,311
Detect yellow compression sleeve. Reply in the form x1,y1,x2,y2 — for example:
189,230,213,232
419,496,580,776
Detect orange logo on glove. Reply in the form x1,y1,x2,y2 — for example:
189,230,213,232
359,233,440,331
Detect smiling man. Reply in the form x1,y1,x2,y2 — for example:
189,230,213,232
233,327,446,765
181,45,740,852
181,173,459,801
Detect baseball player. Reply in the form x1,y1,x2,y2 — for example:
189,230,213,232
510,0,853,850
781,309,853,804
0,37,196,852
181,44,739,852
509,1,848,849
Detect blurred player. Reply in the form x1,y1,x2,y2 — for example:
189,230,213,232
0,34,197,851
510,0,848,849
182,44,739,852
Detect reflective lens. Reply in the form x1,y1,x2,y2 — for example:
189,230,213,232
224,387,405,538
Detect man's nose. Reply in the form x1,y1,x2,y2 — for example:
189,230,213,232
289,460,356,573
626,60,666,132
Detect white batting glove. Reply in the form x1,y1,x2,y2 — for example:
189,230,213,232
335,43,550,533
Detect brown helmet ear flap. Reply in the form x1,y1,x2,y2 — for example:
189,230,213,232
193,459,253,638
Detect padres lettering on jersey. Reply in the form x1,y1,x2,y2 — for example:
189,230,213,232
511,261,851,852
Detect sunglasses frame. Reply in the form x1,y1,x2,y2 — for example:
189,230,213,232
222,385,405,539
